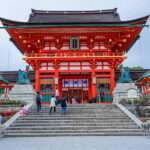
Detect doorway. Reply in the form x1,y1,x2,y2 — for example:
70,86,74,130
62,88,88,103
61,78,89,103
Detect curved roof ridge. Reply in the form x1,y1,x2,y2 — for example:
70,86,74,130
31,8,118,14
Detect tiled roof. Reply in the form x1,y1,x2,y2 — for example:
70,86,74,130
28,8,121,23
0,75,9,83
138,71,150,81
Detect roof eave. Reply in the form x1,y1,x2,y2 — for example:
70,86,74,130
0,15,149,26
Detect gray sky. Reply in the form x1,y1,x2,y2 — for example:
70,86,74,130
0,0,150,71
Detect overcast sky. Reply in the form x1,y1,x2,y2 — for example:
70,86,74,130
0,0,150,71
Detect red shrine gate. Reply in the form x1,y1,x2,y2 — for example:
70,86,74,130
138,72,150,97
0,9,148,103
0,75,13,98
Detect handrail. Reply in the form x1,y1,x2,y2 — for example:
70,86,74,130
116,103,150,136
116,103,143,128
0,102,33,137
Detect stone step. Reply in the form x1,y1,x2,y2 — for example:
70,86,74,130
29,109,125,115
18,118,130,122
31,107,121,109
37,105,117,109
24,114,127,118
4,132,144,137
12,122,136,126
55,104,115,107
32,105,119,108
24,112,127,116
8,125,138,130
17,116,130,120
14,120,135,126
9,96,34,99
30,109,124,112
29,112,123,115
5,128,143,134
9,97,34,99
9,92,35,94
20,118,129,121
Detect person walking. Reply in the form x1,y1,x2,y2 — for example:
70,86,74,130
49,95,56,114
71,97,77,104
0,114,3,124
36,92,42,112
55,88,59,100
60,96,67,114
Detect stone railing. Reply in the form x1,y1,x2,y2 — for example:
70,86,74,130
116,103,143,128
116,102,150,136
0,103,33,137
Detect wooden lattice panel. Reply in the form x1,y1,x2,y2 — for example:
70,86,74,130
96,78,110,84
40,78,54,84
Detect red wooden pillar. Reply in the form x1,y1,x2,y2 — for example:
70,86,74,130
110,68,115,103
110,68,115,91
35,66,40,92
91,71,96,99
54,71,59,97
59,78,62,98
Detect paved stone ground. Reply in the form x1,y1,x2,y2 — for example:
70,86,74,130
0,136,150,150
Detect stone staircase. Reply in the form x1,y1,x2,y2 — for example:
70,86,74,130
4,104,144,137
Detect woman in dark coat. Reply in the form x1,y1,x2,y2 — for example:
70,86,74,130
36,92,42,112
60,97,67,114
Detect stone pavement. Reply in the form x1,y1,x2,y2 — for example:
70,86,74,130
0,136,150,150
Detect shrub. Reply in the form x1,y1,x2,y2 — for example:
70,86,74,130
119,98,132,105
0,100,26,106
0,110,17,117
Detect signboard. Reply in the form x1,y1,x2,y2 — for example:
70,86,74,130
127,89,138,99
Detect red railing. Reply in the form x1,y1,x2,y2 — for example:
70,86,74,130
25,51,125,58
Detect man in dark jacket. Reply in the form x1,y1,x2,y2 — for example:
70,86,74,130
36,92,42,112
60,97,67,114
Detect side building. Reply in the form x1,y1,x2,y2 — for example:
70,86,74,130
137,71,150,97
